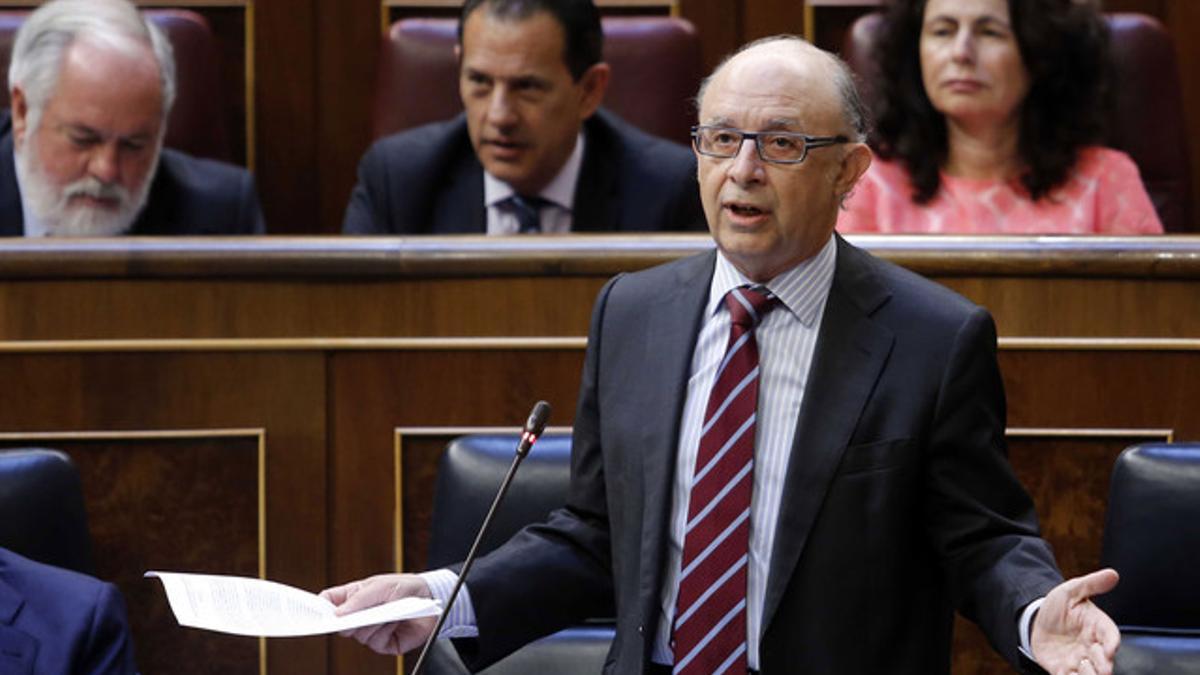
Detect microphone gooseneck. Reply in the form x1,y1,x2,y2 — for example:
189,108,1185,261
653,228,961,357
410,400,552,675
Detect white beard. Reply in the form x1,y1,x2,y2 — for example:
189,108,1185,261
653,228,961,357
15,139,158,237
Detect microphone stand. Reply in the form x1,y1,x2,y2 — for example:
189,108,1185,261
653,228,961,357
409,401,551,675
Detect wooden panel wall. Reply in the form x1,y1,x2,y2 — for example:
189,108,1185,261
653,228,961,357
1,238,1199,674
0,433,263,675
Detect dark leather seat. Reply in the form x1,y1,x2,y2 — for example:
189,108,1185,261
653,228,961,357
1096,443,1200,675
372,16,701,146
423,433,612,675
0,447,94,575
0,9,232,162
842,12,1193,232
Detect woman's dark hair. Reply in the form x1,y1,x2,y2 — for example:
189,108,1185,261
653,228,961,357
871,0,1112,203
458,0,603,82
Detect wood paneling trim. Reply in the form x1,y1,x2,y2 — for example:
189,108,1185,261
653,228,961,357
7,337,1200,354
999,338,1200,351
1007,427,1174,441
0,428,267,675
0,427,267,578
0,338,590,352
1,236,1200,279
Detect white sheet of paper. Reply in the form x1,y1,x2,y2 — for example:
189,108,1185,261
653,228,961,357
146,571,441,637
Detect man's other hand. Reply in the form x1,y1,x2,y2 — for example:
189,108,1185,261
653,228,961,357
1031,568,1121,675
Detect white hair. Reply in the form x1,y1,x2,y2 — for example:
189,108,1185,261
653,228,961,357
9,0,176,132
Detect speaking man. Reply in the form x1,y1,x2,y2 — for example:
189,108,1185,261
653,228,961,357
325,36,1120,675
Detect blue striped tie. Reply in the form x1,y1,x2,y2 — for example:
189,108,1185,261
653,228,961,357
503,194,548,234
673,285,776,675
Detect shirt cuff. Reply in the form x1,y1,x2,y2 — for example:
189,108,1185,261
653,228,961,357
418,569,479,639
1018,597,1045,658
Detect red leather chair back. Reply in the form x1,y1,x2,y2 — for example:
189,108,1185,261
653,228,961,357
372,16,701,146
0,9,231,162
843,12,1193,232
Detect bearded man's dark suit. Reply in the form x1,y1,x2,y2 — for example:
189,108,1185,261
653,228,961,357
0,111,265,236
453,235,1063,674
342,109,705,234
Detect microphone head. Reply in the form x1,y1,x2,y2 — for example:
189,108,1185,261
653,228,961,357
525,400,552,436
516,401,552,458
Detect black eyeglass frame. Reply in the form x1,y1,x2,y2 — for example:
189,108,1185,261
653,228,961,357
690,125,851,165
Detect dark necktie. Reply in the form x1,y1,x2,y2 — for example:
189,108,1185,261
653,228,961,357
503,194,549,234
673,285,777,675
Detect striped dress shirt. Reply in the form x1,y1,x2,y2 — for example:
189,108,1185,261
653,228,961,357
651,236,837,669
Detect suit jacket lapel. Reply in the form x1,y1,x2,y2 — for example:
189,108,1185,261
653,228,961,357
433,153,487,234
636,251,715,632
0,112,25,236
571,115,617,233
761,236,896,629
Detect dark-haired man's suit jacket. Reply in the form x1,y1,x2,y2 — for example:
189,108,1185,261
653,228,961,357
0,111,264,235
456,236,1063,673
0,547,137,674
342,109,705,234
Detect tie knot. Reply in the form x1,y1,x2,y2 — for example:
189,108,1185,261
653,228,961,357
724,285,776,329
504,194,550,233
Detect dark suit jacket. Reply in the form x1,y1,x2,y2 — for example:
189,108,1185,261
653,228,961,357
0,111,265,236
342,109,705,234
0,547,136,674
458,236,1063,674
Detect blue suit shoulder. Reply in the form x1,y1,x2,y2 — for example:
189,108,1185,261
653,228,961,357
343,116,476,234
132,148,266,235
0,547,137,674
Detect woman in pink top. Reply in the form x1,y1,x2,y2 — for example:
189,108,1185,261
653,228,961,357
839,0,1163,235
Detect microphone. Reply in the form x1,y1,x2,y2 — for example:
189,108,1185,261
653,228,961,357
410,400,552,675
517,400,552,457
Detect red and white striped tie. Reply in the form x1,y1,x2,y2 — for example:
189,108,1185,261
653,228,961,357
673,285,776,675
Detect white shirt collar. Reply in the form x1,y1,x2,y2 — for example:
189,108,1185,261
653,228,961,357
483,130,585,210
709,235,838,327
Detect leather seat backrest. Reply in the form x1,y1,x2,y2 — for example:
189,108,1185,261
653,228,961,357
0,9,232,162
0,447,94,575
372,16,701,146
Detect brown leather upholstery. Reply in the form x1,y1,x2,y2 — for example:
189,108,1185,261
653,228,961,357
842,12,1193,232
0,9,231,162
372,16,701,146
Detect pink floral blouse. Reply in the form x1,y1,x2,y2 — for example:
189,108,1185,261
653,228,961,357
838,147,1164,234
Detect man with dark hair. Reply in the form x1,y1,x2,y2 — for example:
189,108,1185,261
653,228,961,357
0,0,264,237
327,36,1120,675
343,0,704,235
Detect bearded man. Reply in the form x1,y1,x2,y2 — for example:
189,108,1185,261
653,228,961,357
0,0,264,237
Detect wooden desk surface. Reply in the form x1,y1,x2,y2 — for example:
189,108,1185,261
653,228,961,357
1,234,1198,341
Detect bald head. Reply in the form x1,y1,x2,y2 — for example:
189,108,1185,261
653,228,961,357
698,36,867,142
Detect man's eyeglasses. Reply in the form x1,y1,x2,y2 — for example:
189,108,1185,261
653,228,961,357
690,125,850,164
